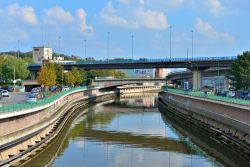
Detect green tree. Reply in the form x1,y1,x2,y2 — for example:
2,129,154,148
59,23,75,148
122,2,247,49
0,56,30,82
231,51,250,90
64,72,75,86
71,67,83,85
37,64,56,87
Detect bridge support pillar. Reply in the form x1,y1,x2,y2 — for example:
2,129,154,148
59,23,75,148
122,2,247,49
155,68,165,78
192,70,202,91
31,72,36,80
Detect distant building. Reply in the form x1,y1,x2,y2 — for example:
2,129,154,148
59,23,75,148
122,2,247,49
53,56,64,61
32,46,53,63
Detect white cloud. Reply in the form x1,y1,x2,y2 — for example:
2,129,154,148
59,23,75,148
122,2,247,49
6,3,38,25
207,0,224,16
100,2,169,30
117,0,129,4
100,2,136,28
76,8,94,34
194,18,234,43
136,9,169,30
44,6,74,25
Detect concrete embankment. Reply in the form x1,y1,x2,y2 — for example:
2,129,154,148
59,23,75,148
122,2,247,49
0,88,115,167
158,91,250,154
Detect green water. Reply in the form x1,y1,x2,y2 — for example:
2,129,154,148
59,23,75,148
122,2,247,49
20,95,249,167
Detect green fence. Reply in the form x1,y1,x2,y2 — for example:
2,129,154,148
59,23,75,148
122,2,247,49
0,87,88,113
162,87,250,106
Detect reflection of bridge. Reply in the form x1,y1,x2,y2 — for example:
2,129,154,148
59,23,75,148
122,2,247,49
80,128,192,154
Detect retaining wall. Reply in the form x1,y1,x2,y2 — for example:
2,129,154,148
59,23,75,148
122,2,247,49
158,91,250,145
0,88,113,166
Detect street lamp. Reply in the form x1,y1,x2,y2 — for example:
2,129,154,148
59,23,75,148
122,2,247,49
84,39,87,60
107,32,110,63
58,36,61,57
131,34,134,62
169,26,172,60
191,30,194,61
17,40,20,58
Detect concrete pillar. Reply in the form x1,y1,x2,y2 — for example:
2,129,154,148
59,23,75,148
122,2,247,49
155,68,164,78
192,70,202,91
31,71,36,80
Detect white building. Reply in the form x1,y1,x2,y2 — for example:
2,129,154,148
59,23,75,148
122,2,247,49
33,46,53,63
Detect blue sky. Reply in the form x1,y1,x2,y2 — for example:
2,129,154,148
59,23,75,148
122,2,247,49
0,0,249,60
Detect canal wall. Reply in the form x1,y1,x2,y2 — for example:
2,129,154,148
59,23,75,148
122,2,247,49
158,91,250,152
0,88,115,167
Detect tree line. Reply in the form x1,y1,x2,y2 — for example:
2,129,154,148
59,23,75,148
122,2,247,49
0,56,30,84
37,63,127,87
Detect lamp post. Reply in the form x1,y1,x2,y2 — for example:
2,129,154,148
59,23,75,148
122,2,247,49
191,30,194,61
84,39,87,60
58,36,61,58
169,26,172,60
107,32,110,63
17,40,20,58
131,34,134,62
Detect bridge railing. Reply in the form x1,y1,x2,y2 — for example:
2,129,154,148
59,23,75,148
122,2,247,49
0,87,88,113
28,56,237,67
162,87,250,106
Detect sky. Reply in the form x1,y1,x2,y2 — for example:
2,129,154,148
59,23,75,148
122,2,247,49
0,0,249,60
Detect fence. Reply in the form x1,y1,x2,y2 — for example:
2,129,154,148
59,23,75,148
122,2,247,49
0,87,88,113
162,87,250,106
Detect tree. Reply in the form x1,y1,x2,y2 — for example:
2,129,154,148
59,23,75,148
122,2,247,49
231,51,250,90
64,72,75,86
37,64,56,87
71,67,83,85
0,56,30,82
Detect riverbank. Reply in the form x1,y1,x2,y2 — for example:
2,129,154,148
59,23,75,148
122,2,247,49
0,88,115,167
158,90,250,155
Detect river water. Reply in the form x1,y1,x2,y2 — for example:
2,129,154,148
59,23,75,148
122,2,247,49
20,94,250,167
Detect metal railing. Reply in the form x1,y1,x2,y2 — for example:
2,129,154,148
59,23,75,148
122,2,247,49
29,56,237,66
0,87,88,113
162,87,250,106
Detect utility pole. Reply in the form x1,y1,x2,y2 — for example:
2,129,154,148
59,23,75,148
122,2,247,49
187,48,189,60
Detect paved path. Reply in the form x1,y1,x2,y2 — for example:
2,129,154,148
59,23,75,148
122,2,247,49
0,92,29,105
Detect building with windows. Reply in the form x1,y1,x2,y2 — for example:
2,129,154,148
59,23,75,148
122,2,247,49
32,46,53,63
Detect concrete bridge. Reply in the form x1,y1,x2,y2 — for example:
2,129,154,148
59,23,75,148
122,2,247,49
92,78,165,88
28,56,236,91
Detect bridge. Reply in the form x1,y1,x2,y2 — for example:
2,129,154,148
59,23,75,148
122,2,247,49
92,78,165,88
28,56,237,90
29,56,236,72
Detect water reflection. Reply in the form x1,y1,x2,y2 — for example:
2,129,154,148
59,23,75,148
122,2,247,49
19,94,249,167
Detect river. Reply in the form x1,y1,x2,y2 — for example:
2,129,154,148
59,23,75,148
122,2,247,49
19,94,250,167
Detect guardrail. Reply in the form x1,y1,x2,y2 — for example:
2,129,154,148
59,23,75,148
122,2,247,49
162,87,250,106
29,56,237,66
0,87,88,113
